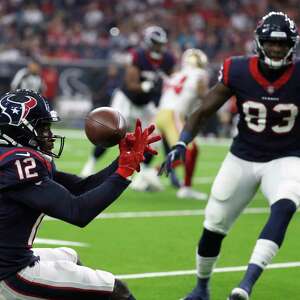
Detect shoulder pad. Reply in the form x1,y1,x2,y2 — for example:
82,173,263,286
218,55,250,86
0,147,52,190
129,48,143,65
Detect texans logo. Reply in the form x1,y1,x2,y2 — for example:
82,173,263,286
0,95,37,126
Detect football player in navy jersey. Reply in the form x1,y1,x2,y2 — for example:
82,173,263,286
0,89,160,300
160,12,300,300
82,26,176,191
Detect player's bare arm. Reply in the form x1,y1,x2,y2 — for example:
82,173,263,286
124,64,144,92
159,82,232,176
196,77,208,99
184,82,233,139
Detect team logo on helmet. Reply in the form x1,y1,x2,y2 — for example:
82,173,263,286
0,94,37,126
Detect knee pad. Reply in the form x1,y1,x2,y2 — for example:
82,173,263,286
58,247,78,264
204,196,232,235
198,228,226,257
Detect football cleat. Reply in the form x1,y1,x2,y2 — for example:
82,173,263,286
181,289,209,300
228,287,249,300
130,168,164,192
176,186,207,200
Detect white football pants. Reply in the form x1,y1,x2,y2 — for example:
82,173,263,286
204,152,300,234
0,247,114,299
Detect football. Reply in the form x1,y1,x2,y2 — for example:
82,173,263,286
84,107,127,148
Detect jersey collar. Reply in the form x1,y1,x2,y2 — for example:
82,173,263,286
249,56,295,94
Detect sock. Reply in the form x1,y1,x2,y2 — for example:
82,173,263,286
198,228,226,257
259,199,296,246
238,239,278,294
239,263,263,294
196,229,225,280
196,254,219,279
184,142,198,186
249,238,279,269
237,200,296,296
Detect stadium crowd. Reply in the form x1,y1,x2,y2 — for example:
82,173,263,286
0,0,299,63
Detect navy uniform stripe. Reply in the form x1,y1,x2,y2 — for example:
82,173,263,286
4,273,112,300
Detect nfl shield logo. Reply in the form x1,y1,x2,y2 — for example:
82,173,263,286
267,86,275,94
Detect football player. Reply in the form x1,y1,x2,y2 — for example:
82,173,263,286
0,89,160,300
160,12,300,300
111,25,176,191
156,48,209,200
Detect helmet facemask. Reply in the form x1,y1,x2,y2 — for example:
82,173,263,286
31,113,65,159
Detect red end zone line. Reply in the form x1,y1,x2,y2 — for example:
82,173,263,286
116,262,300,280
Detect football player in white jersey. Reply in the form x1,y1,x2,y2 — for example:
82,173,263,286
156,48,209,199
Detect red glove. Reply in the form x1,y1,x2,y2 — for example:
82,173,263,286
117,119,161,178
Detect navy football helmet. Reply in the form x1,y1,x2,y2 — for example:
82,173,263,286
143,26,168,60
0,89,65,158
255,12,299,68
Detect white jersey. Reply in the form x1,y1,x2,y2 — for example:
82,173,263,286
159,67,209,116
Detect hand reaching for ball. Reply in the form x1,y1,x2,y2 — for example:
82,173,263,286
117,119,161,178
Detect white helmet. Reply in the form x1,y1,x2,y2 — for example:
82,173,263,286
143,26,168,60
182,48,208,69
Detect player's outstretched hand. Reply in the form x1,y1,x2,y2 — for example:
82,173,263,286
117,119,161,178
158,142,186,176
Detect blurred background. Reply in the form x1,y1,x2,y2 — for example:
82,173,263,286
0,0,299,134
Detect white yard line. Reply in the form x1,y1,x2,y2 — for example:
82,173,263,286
116,261,300,280
35,238,89,247
44,207,272,221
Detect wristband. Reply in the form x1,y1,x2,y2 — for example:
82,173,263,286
116,167,133,178
179,130,193,145
175,141,187,148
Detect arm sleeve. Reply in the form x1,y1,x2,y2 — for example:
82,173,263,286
7,173,130,227
53,158,119,195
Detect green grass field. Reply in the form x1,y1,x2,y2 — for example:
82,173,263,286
37,129,300,300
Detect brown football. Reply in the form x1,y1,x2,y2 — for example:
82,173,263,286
84,107,127,147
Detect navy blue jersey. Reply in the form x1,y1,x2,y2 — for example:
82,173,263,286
0,146,129,280
121,47,175,106
219,55,300,162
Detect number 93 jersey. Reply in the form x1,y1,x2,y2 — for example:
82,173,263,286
219,55,300,162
